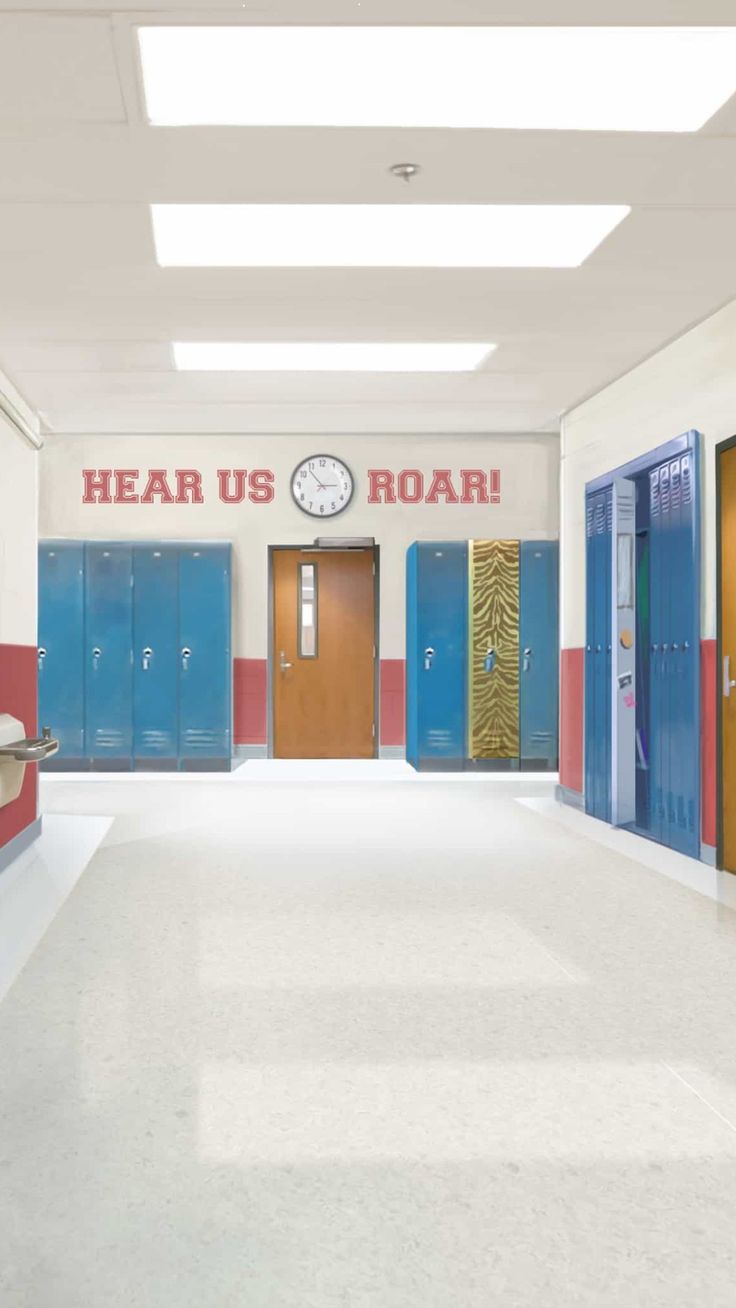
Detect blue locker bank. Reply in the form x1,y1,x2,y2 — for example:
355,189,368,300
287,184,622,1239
39,540,232,771
406,539,559,772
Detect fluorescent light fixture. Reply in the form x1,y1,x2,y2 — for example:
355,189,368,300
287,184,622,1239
173,342,497,372
138,26,736,132
151,204,630,268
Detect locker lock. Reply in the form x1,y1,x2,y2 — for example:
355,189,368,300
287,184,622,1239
485,647,497,674
181,646,192,670
37,647,46,669
142,647,153,671
424,647,435,671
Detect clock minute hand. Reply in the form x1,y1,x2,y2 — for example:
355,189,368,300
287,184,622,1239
309,470,327,490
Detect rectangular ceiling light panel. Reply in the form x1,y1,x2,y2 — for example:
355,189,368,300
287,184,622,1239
173,343,497,372
151,204,630,268
139,26,736,132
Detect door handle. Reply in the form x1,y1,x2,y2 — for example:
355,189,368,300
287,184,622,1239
92,646,101,669
724,655,736,698
522,646,532,672
485,647,497,674
279,649,293,671
142,646,153,671
38,646,47,670
181,646,192,670
424,646,435,671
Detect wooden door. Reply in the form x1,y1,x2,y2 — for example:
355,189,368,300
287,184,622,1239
721,446,736,869
272,547,376,758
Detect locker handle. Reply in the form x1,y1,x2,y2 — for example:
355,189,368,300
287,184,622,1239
181,646,192,671
424,646,435,671
92,646,101,669
522,647,532,673
724,655,736,698
142,647,153,671
38,647,46,669
485,647,497,674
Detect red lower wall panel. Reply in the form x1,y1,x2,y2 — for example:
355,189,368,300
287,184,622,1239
0,644,37,850
233,656,406,748
559,648,584,794
380,659,406,746
701,639,717,849
233,659,267,745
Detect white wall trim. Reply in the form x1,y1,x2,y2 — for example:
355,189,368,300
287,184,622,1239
0,368,43,450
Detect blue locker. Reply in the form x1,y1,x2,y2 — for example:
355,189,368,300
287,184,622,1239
178,544,231,765
405,541,467,769
406,545,419,768
520,541,559,769
38,542,85,763
133,545,179,764
585,490,612,821
648,453,700,857
85,544,133,764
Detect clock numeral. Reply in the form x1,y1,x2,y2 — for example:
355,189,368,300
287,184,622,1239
319,458,326,468
331,502,336,512
319,504,325,514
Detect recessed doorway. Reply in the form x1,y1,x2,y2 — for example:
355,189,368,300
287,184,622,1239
269,545,378,758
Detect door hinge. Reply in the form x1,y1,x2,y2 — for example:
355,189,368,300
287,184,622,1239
372,561,376,576
372,722,376,738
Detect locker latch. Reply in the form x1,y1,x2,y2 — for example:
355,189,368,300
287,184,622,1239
424,647,435,671
485,647,497,674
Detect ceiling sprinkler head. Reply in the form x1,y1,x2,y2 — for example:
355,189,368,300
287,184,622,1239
389,162,421,184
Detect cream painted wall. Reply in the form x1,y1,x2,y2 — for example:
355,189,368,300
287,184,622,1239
39,432,558,659
0,411,38,646
561,296,736,647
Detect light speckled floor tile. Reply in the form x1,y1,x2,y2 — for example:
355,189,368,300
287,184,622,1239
2,775,736,1305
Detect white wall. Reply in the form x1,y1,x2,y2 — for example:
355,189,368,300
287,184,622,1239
0,410,38,647
561,296,736,647
39,431,559,659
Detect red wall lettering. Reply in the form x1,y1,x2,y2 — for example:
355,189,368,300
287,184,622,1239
175,469,204,504
367,470,396,504
397,469,424,503
114,469,139,504
460,470,489,504
82,469,113,504
489,469,501,504
218,469,248,503
426,469,459,504
141,469,175,504
248,469,275,503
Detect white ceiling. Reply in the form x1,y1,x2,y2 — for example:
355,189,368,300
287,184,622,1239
2,2,736,435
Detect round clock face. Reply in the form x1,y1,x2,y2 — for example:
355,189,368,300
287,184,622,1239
291,454,354,518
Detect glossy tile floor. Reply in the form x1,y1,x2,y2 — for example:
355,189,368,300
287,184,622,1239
3,768,736,1305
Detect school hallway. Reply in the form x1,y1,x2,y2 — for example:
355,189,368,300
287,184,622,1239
1,767,736,1307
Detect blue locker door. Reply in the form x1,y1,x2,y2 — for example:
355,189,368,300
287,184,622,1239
585,491,612,820
133,545,179,763
520,541,559,768
85,544,133,763
664,451,700,857
414,542,467,766
405,544,419,768
38,542,85,760
178,545,231,763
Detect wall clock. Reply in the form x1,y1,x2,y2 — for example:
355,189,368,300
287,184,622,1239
291,454,354,518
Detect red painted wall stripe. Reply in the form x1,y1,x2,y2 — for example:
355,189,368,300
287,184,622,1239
0,644,38,850
233,658,267,745
380,659,406,746
701,639,717,849
560,648,584,793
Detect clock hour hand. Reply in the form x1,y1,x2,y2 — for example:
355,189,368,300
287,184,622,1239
309,470,327,491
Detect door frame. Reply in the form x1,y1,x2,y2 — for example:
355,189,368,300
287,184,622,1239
267,542,380,759
715,433,736,867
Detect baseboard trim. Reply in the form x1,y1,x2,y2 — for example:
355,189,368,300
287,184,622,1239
701,843,716,867
556,783,585,811
234,744,268,761
0,816,43,876
379,745,405,760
